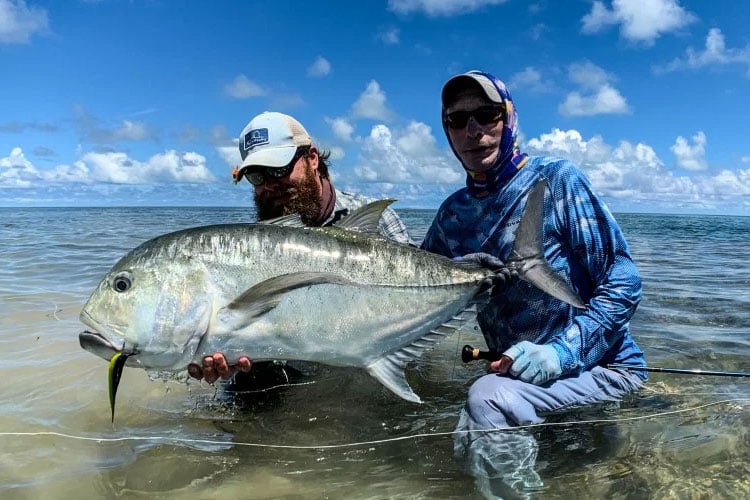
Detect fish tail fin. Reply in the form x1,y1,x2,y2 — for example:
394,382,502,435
509,179,586,309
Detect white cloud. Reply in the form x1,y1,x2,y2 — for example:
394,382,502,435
559,62,629,116
1,147,90,186
74,106,157,144
671,132,707,171
307,56,331,77
559,86,629,116
508,67,553,93
581,0,695,45
528,23,549,41
528,128,686,197
0,121,57,133
351,80,395,121
567,61,611,89
328,146,345,161
325,116,355,142
223,74,265,99
377,27,400,45
387,0,509,17
216,144,240,167
80,150,215,184
657,28,750,74
270,92,305,108
0,147,215,187
525,128,750,204
116,120,152,141
0,0,48,43
0,147,40,187
354,121,461,184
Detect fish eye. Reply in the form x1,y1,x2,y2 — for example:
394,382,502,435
112,272,133,293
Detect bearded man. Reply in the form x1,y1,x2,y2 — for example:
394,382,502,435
188,111,412,385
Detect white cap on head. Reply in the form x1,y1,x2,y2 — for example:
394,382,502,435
238,112,312,168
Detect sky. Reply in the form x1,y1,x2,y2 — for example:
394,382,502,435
1,0,749,214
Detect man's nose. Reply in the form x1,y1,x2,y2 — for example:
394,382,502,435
465,116,483,136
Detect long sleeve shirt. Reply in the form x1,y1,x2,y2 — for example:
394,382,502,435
421,156,645,376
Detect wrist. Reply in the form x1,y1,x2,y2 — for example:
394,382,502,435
548,331,579,375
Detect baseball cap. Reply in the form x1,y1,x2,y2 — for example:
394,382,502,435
442,71,503,106
238,112,313,169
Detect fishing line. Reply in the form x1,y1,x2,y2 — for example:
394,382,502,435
47,301,62,321
2,398,747,451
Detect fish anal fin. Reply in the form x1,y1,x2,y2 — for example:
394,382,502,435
367,356,422,403
366,307,477,403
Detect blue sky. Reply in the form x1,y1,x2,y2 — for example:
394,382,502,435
1,0,749,214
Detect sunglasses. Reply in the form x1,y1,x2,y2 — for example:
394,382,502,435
235,147,310,186
443,105,505,129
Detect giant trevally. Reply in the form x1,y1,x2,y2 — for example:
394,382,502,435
79,180,583,420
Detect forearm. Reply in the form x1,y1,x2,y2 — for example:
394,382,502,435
550,254,641,374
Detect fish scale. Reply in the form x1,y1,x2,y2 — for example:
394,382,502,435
79,181,583,421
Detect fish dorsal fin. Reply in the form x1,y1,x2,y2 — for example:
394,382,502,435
508,179,586,309
258,214,306,227
218,272,355,330
366,306,479,403
334,199,396,235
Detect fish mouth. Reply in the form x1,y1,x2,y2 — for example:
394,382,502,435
79,330,119,354
79,308,133,359
79,330,138,361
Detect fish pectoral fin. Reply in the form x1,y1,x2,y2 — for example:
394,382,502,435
331,199,396,235
218,272,357,329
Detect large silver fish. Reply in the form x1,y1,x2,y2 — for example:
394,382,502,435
80,180,582,419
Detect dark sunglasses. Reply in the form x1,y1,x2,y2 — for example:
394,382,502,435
235,147,310,186
443,105,505,129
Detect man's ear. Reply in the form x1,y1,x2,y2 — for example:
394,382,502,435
308,147,319,171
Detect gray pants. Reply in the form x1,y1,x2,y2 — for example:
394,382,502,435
454,366,645,499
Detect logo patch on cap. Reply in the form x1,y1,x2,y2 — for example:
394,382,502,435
244,128,269,151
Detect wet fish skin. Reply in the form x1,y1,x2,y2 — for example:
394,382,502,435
79,181,583,406
79,202,494,403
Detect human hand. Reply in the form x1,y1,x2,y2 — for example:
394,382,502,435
500,341,561,385
454,252,511,290
187,353,252,384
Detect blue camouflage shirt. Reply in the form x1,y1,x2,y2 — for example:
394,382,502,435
421,156,646,376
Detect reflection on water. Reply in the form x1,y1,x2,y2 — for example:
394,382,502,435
0,208,748,499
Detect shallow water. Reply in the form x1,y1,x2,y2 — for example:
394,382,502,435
0,207,748,499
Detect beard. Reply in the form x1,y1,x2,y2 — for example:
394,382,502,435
254,165,323,225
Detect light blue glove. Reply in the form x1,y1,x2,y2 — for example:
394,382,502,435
503,341,562,386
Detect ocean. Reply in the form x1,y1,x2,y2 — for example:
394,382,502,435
0,207,748,499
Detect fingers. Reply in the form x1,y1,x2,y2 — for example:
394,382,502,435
212,353,232,379
488,355,513,374
236,356,252,373
187,363,203,380
187,353,253,383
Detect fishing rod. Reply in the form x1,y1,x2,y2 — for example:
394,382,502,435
460,345,750,378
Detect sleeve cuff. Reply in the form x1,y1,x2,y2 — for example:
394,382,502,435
549,324,584,375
